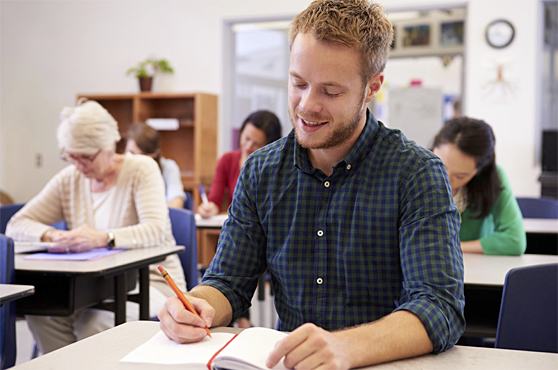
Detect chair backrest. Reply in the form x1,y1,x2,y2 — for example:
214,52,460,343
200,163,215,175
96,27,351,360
516,197,558,219
495,263,558,353
0,235,16,369
183,192,194,211
168,208,198,290
0,203,67,234
0,204,24,234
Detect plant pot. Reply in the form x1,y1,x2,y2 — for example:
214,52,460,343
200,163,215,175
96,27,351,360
138,76,153,92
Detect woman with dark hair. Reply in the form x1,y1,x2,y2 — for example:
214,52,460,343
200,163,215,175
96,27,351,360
432,117,526,255
198,110,282,219
126,122,185,208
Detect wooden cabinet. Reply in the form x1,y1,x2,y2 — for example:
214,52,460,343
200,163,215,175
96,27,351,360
77,92,218,201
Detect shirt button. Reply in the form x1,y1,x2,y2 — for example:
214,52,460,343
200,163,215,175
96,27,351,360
316,277,323,285
316,230,324,237
346,163,352,170
324,181,330,188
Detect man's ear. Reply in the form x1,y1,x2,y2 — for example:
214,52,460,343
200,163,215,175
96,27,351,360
365,74,384,103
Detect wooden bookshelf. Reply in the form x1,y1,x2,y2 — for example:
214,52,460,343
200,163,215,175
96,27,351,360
77,92,218,201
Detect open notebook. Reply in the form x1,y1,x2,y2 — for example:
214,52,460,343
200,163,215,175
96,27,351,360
121,327,289,370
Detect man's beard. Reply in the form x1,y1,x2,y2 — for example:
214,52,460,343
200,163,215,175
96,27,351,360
290,96,366,150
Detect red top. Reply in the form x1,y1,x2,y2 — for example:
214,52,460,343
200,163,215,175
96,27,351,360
208,151,241,211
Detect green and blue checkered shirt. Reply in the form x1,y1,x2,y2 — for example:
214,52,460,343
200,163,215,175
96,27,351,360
202,112,465,352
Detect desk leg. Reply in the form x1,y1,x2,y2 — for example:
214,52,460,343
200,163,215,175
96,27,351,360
139,266,150,320
114,274,126,326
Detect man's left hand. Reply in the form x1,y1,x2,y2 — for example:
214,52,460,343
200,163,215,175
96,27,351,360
266,323,352,370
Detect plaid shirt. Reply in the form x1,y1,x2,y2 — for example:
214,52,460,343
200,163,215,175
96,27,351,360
202,112,465,353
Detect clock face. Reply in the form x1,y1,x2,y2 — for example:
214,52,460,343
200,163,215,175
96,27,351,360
485,19,515,49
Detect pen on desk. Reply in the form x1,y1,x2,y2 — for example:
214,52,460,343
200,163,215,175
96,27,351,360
199,184,209,205
157,265,212,338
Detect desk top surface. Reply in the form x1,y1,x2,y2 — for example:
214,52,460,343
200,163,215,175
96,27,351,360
0,284,34,304
195,213,227,228
15,245,183,274
523,218,558,234
11,321,558,370
464,253,558,286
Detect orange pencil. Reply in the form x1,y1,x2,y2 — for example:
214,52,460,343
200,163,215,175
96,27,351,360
157,265,212,338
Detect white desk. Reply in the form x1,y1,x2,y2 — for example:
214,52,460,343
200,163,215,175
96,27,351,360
523,218,558,234
15,245,183,325
11,321,558,370
0,284,34,304
195,213,227,228
464,253,558,286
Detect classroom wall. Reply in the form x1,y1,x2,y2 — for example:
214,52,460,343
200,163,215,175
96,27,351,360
0,0,541,202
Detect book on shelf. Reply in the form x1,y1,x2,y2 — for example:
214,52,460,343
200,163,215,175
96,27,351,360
121,326,289,370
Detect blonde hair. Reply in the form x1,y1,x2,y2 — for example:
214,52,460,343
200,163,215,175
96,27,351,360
57,99,121,154
289,0,393,81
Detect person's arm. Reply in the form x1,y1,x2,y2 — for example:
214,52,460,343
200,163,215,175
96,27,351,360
461,240,483,253
207,153,232,211
6,169,67,241
477,168,526,255
159,154,266,342
161,158,186,208
267,311,431,369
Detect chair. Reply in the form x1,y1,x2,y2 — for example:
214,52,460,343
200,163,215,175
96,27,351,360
495,263,558,353
183,192,194,211
0,203,67,234
169,208,199,290
516,197,558,219
0,204,24,234
0,235,16,369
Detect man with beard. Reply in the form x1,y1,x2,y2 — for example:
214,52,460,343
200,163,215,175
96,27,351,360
158,1,465,368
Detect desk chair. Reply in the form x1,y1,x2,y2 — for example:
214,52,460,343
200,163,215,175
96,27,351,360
169,208,198,290
0,204,24,234
516,197,558,219
0,235,16,369
495,263,558,353
183,192,193,211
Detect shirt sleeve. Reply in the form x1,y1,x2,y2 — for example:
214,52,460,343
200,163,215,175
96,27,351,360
201,155,266,321
111,157,174,247
208,153,231,211
479,167,526,255
161,158,185,202
6,169,66,241
395,157,465,353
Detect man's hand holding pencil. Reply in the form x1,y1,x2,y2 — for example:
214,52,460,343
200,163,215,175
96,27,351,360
157,265,215,343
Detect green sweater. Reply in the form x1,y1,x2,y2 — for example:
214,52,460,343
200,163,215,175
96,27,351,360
460,166,526,255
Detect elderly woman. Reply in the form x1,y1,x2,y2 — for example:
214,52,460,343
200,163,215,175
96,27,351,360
6,99,186,354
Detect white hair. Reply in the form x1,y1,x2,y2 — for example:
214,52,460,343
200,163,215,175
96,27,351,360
57,100,121,154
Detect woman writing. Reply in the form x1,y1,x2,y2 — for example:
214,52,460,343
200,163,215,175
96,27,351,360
198,110,282,218
6,100,186,353
432,117,526,255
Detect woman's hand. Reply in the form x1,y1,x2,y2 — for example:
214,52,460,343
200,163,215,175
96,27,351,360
198,201,219,219
47,225,109,253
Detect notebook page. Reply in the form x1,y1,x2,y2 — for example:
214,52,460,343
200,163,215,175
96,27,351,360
215,327,289,370
121,331,235,366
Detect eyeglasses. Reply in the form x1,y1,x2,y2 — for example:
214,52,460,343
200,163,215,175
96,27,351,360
60,149,102,164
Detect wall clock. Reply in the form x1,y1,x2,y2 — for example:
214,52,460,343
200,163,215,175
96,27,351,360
485,19,515,49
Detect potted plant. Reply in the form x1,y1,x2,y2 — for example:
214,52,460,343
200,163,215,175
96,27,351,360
126,58,174,92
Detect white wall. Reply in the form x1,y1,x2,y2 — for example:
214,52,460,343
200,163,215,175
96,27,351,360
0,0,542,201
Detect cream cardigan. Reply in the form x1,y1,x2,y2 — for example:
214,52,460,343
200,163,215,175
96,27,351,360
6,153,186,292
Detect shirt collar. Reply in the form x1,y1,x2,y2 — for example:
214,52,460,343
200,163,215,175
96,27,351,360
293,109,379,175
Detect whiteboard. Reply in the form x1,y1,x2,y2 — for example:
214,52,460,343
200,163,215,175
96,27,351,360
387,87,443,148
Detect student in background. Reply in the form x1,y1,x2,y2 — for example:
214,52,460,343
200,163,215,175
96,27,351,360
197,110,282,218
6,100,186,354
159,1,464,368
126,122,186,208
432,117,526,255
